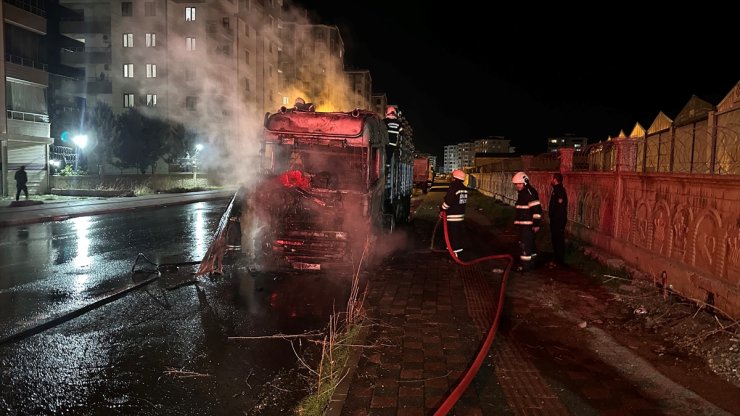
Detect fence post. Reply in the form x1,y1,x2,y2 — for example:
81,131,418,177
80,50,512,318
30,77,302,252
613,137,638,172
522,155,533,172
558,148,574,173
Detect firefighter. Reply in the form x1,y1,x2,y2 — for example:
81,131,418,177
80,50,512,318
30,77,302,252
293,97,315,112
440,169,468,258
383,106,403,198
512,171,542,271
383,105,403,147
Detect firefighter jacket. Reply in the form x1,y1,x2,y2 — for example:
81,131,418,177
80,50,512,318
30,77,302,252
383,118,402,146
548,183,568,226
441,179,468,222
514,184,542,227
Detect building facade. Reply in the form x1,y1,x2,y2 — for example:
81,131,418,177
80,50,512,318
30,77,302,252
1,0,66,196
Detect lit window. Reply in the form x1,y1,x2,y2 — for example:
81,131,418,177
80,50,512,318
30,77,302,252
123,33,133,47
185,7,196,21
146,33,156,47
186,37,196,51
123,63,134,77
146,64,157,78
146,94,157,107
121,2,132,16
144,2,155,16
123,93,135,108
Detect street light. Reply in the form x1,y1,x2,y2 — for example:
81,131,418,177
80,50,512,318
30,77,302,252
73,134,88,171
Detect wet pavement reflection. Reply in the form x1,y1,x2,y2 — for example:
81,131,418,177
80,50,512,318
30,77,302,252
0,201,355,414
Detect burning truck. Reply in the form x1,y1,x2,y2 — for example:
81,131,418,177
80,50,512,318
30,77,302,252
197,105,414,275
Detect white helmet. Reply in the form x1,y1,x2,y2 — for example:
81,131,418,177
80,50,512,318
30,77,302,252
512,171,529,184
452,169,465,180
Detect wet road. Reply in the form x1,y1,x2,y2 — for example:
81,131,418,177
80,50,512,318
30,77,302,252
0,201,356,415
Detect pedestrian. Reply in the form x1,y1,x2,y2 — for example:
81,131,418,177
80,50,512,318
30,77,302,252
547,173,568,268
440,169,468,258
512,171,542,271
15,165,28,201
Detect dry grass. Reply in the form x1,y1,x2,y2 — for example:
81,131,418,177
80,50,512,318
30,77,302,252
294,238,370,415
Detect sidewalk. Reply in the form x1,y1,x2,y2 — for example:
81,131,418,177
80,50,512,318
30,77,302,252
0,189,234,228
331,190,740,415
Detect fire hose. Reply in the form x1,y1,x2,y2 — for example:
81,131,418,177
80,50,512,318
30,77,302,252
433,211,513,416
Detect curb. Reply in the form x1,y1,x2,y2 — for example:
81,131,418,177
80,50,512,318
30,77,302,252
324,324,369,416
0,192,232,227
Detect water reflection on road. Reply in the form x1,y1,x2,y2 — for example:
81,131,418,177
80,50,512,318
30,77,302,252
0,201,356,414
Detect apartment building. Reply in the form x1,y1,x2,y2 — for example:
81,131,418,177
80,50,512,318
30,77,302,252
371,92,387,117
277,21,346,111
58,0,281,148
547,133,588,152
1,0,72,196
345,69,371,111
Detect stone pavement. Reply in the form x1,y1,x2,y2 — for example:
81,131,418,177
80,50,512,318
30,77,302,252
328,191,740,416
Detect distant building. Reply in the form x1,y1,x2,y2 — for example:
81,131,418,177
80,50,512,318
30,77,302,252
346,69,371,110
547,134,588,152
371,93,387,117
474,136,511,154
442,137,514,173
443,144,459,173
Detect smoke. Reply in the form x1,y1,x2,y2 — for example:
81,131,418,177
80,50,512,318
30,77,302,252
87,1,366,190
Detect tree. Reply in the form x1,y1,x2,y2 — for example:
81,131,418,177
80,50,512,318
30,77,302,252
163,121,197,163
83,101,117,171
114,109,166,174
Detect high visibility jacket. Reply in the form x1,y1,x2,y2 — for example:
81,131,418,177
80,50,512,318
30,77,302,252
441,179,468,222
384,118,402,146
514,185,542,227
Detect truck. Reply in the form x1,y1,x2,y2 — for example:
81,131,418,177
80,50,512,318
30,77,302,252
413,155,435,193
197,106,414,275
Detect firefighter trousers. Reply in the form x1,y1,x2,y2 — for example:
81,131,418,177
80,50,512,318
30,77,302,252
518,225,537,270
446,220,465,256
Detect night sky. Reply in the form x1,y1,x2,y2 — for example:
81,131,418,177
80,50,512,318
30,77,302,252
291,2,738,157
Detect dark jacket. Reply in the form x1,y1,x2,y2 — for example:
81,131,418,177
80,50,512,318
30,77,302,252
15,169,27,186
548,183,568,225
441,179,468,221
514,184,542,227
383,118,402,146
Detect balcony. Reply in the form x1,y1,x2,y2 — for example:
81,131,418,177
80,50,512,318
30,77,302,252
59,19,110,35
60,49,111,65
6,110,51,138
2,2,46,33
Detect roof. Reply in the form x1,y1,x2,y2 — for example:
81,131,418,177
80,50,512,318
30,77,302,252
264,109,379,138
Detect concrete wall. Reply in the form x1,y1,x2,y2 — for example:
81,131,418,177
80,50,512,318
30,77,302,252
51,173,213,192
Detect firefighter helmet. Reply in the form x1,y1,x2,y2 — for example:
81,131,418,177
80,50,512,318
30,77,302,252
452,169,465,180
385,105,397,118
512,171,529,184
294,97,305,106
